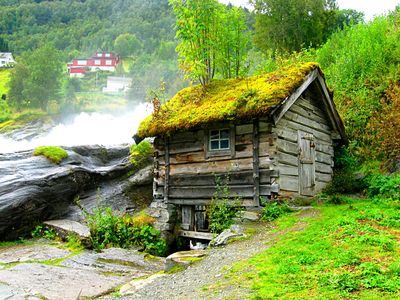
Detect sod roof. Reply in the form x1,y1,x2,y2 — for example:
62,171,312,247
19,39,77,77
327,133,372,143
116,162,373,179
137,62,320,138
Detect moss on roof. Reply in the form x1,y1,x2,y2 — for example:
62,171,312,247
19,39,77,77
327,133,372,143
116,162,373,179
137,62,320,138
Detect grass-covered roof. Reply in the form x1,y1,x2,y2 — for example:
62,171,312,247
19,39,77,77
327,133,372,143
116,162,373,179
137,62,320,138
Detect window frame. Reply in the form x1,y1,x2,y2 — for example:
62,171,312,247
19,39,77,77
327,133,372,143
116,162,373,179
204,125,235,158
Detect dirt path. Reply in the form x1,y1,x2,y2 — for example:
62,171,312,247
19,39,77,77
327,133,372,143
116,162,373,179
107,208,319,300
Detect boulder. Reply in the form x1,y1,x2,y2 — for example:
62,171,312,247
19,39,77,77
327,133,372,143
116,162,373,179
210,224,245,247
165,250,207,272
43,219,91,246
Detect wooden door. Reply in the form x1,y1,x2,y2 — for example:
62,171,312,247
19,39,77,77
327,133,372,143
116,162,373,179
298,131,315,196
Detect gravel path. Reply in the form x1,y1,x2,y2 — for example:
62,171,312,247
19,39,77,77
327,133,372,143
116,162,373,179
103,208,319,300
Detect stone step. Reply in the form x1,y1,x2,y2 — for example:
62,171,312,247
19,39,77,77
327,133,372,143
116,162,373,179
43,219,91,246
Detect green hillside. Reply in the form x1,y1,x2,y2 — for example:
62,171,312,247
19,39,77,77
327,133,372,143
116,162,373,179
0,0,183,98
0,68,11,97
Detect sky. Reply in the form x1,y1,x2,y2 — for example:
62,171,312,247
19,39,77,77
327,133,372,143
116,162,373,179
219,0,400,21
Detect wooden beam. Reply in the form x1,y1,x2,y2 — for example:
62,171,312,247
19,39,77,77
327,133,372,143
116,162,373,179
164,137,170,202
252,119,260,206
177,230,214,240
270,69,319,125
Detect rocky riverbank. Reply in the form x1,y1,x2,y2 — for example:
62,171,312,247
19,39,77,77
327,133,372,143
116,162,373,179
0,145,153,240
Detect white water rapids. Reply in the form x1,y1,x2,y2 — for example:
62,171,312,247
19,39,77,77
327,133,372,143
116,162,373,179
0,102,152,153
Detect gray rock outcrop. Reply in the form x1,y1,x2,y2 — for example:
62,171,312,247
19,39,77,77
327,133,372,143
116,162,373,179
0,145,153,240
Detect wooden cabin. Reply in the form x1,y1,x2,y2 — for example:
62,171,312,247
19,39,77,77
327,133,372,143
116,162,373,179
135,63,346,239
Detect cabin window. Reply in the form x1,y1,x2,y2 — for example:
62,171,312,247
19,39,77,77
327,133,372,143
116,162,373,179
77,60,87,65
209,129,230,151
105,60,112,65
94,60,101,65
105,53,111,57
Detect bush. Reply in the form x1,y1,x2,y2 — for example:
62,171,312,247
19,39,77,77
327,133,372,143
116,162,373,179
324,146,365,195
260,201,292,222
365,173,400,200
130,140,153,168
31,225,57,240
207,176,242,234
33,146,68,164
86,207,167,256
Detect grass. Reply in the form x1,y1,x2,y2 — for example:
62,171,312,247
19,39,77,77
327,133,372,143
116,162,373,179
0,68,11,96
33,146,68,164
214,198,400,299
137,62,319,138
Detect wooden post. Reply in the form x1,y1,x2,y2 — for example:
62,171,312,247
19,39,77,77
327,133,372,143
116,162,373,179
252,119,260,206
164,136,170,202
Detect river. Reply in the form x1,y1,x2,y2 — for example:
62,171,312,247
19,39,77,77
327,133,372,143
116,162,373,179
0,102,151,153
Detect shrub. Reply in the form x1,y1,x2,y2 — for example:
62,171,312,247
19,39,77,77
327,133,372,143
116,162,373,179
33,146,68,164
324,146,365,195
86,207,167,256
130,140,153,168
207,176,242,234
260,201,292,222
31,225,57,240
365,173,400,200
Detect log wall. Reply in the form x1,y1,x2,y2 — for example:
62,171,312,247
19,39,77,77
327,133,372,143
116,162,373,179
153,120,278,207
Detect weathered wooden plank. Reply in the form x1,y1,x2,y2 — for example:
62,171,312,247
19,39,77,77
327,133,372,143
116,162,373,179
169,156,274,175
157,141,204,155
315,162,332,174
315,151,333,165
236,133,277,146
277,119,332,143
315,142,334,156
279,175,299,193
164,170,278,187
273,127,298,143
289,100,329,126
284,110,331,133
159,141,276,166
259,120,272,133
178,230,214,241
281,113,332,136
167,184,276,199
277,152,298,167
316,172,332,183
169,130,204,144
295,96,326,119
181,206,194,231
169,198,256,207
276,138,298,156
278,164,299,176
236,123,253,135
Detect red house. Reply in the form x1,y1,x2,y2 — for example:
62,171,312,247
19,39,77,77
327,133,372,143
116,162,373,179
67,52,120,77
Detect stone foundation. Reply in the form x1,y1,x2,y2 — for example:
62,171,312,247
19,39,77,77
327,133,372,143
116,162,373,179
146,200,178,245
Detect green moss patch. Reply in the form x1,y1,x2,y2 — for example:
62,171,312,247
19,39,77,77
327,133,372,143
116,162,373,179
33,146,68,164
137,62,319,138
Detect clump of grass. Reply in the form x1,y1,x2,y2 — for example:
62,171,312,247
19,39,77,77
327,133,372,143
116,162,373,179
33,146,68,164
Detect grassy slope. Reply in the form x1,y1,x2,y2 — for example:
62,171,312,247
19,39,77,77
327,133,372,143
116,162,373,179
0,68,11,96
216,199,400,299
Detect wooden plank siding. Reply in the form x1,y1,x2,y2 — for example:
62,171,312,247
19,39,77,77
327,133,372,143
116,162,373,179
272,96,334,195
153,120,278,206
